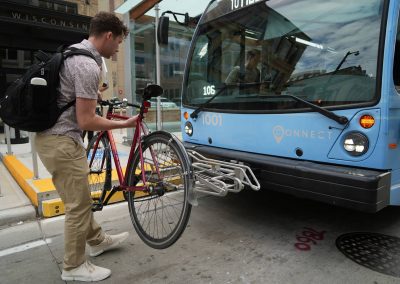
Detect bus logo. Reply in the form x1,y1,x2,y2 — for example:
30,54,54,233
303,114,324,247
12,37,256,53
273,125,333,144
273,125,284,143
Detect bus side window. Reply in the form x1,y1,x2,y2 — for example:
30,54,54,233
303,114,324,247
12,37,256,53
394,13,400,90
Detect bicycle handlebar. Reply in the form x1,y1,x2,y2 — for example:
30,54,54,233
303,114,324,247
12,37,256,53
99,100,141,109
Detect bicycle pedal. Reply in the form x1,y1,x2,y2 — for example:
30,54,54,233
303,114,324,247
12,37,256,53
91,202,103,212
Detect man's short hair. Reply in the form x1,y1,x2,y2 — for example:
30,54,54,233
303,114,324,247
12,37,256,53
247,49,260,59
89,12,129,38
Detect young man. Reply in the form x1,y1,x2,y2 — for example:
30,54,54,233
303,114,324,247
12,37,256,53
35,12,137,282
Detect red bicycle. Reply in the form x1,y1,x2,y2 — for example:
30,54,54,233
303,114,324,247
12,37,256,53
86,85,192,249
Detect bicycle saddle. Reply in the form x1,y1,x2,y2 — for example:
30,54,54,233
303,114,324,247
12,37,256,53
140,84,164,101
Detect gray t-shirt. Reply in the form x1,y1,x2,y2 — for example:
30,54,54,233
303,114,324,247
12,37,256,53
41,39,102,146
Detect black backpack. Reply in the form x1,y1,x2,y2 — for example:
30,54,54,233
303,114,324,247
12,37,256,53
0,47,96,132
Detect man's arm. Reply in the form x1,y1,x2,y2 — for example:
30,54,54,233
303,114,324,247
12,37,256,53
225,66,239,84
76,98,138,131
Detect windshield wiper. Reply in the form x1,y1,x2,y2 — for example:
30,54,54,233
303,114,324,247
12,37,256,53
276,94,348,125
190,83,348,125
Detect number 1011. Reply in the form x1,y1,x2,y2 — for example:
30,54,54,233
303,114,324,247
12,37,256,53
231,0,261,10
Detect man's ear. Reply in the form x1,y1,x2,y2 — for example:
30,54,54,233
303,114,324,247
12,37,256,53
106,31,113,40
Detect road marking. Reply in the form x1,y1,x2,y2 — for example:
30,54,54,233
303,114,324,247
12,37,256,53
0,239,52,258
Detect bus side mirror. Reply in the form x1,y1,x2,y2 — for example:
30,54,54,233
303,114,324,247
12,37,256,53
157,16,169,45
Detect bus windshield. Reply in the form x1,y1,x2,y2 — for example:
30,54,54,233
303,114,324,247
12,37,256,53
183,0,385,112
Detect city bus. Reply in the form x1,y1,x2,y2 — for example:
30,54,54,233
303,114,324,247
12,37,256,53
161,0,400,212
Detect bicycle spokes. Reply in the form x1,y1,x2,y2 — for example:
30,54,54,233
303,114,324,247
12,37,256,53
127,133,191,249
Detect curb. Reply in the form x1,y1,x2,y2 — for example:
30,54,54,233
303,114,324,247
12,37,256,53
0,205,37,227
0,153,38,227
1,154,125,218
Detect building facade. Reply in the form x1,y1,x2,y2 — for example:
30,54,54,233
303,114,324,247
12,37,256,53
0,0,129,105
0,0,97,95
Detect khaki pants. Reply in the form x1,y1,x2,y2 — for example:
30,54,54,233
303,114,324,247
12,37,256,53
35,134,105,270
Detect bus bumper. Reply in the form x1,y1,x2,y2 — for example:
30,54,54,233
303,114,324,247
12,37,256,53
184,143,391,213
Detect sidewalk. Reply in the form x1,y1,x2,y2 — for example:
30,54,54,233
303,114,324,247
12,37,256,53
0,160,36,227
0,129,182,225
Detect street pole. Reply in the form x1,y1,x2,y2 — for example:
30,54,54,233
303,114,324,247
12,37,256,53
29,132,39,179
124,13,135,144
4,124,12,155
155,4,162,131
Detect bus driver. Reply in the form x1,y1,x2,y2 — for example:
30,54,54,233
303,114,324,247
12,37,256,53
225,49,261,90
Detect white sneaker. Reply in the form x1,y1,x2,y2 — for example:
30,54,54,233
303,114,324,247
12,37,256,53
61,260,111,282
89,232,129,257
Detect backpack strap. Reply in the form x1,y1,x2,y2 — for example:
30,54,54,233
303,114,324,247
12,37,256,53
34,50,51,62
63,47,97,62
61,47,98,111
60,99,76,113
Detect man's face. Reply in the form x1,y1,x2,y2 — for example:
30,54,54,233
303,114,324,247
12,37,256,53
102,32,123,58
248,53,260,68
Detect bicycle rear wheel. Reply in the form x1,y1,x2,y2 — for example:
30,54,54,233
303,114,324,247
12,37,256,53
86,134,112,193
127,132,192,249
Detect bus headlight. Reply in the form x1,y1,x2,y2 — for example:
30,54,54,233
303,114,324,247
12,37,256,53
343,132,369,156
184,121,193,136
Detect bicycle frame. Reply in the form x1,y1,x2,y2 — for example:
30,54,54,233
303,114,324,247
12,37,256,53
88,102,162,208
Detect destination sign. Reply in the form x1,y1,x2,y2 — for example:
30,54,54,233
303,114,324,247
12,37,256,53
230,0,263,11
202,0,265,24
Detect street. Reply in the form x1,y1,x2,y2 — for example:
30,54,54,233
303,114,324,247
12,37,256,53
1,189,400,284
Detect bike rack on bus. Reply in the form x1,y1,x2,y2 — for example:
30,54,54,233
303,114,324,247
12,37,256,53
188,150,260,197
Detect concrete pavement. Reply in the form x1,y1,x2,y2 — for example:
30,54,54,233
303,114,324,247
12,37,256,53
1,189,400,283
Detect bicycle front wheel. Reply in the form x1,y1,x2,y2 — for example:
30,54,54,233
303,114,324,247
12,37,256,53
126,132,192,249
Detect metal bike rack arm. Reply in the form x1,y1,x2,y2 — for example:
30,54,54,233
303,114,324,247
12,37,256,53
188,150,260,197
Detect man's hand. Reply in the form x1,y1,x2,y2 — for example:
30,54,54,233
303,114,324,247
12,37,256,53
99,84,109,93
97,91,103,102
124,115,139,128
97,85,109,102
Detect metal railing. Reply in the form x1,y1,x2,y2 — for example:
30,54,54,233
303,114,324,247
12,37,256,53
3,124,40,179
4,124,12,155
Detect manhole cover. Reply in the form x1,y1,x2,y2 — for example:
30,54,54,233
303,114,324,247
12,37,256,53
336,232,400,278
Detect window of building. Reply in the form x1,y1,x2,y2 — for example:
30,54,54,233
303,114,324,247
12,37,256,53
66,5,76,14
163,65,168,78
7,50,17,60
174,63,180,76
135,42,145,51
135,56,145,64
32,0,77,14
0,49,6,60
38,0,52,9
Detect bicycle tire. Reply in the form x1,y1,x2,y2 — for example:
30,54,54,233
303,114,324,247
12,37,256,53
86,134,112,194
126,131,192,249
